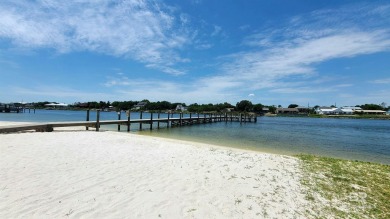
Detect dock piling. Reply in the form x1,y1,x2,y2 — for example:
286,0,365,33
126,110,131,132
117,111,121,131
86,109,90,130
157,112,160,129
139,111,143,130
96,110,100,132
150,113,153,130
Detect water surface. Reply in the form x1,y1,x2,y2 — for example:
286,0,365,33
1,110,389,164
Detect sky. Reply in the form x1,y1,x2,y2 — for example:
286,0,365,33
0,0,389,107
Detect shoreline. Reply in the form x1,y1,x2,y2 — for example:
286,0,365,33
2,120,389,165
0,128,309,218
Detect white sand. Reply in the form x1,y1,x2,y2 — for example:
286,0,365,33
0,126,309,218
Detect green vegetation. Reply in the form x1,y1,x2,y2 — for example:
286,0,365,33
358,103,387,111
298,154,390,219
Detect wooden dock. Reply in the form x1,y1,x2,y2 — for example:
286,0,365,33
0,110,257,133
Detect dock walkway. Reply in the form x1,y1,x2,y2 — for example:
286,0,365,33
0,111,257,133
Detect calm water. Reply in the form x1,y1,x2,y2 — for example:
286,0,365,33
1,110,389,164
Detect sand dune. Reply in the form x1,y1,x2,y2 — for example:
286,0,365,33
0,129,308,218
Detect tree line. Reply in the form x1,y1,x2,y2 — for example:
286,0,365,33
30,100,388,113
72,99,275,113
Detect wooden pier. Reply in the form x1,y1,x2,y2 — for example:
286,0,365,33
0,110,257,133
0,103,35,113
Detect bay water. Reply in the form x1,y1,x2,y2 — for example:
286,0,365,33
1,110,389,164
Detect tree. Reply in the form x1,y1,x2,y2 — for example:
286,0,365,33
236,100,253,112
253,103,264,113
288,104,298,108
268,105,277,114
360,104,384,110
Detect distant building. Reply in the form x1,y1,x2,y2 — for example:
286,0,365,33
175,104,188,111
222,108,235,112
334,106,362,115
261,107,270,114
276,108,299,114
133,102,148,110
296,106,311,113
44,103,69,108
315,107,338,115
314,106,388,115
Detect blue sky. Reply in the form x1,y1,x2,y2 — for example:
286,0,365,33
0,0,389,107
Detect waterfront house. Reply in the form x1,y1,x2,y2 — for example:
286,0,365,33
261,107,270,114
133,101,148,110
334,106,362,115
175,104,188,111
44,103,69,109
276,108,299,114
315,107,338,115
296,106,311,113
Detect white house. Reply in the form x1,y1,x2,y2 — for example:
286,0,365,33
44,103,69,108
175,104,188,111
337,106,362,115
315,107,338,115
133,101,148,110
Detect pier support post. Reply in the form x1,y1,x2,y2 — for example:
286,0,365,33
86,109,90,130
150,113,153,130
167,113,170,128
117,111,121,131
180,113,182,126
139,111,143,130
96,110,100,131
157,112,160,129
127,110,131,132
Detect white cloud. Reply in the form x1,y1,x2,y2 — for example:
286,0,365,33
0,0,190,75
370,78,390,84
248,94,255,97
204,4,390,96
211,25,222,37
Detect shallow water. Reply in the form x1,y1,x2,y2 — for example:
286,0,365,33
1,110,389,164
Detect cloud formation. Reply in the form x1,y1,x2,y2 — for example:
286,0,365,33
370,78,390,84
207,4,390,95
0,0,189,75
98,3,390,104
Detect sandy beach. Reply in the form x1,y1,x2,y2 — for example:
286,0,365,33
0,123,309,218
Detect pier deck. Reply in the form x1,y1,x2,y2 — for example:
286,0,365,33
0,111,257,133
